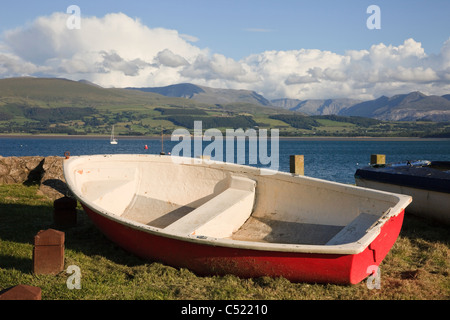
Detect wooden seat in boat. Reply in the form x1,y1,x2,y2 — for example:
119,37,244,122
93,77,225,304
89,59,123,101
326,213,379,245
164,176,256,238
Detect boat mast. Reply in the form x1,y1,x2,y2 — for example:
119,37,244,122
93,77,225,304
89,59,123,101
110,125,118,144
160,126,165,155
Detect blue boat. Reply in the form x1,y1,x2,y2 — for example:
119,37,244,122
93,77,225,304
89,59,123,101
355,160,450,225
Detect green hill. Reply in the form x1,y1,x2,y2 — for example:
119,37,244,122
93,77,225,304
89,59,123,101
0,77,194,107
0,77,449,137
0,77,288,136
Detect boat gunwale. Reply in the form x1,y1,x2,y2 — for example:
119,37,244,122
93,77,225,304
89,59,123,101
63,154,412,255
355,160,450,194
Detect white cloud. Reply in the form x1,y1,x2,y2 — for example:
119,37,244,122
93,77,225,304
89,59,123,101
179,34,199,43
252,38,450,99
0,53,47,76
99,51,151,76
155,49,189,68
0,12,450,100
181,53,251,82
440,39,450,69
1,12,204,88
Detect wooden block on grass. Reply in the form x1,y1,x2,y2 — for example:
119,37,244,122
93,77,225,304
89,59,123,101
0,285,42,300
33,229,65,275
54,197,77,227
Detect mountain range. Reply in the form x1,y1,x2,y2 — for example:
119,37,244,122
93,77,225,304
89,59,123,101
1,77,449,137
338,92,450,121
127,83,272,107
1,78,449,122
271,98,362,115
130,83,450,122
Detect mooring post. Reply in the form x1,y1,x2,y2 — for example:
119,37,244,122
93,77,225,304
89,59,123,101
370,154,386,165
290,155,304,175
32,229,65,275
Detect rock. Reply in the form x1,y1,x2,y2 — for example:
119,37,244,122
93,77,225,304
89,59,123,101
0,161,9,178
0,156,44,184
0,156,69,200
40,157,70,200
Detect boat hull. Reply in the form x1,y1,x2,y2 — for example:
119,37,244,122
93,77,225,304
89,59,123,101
355,179,449,225
355,161,450,225
82,202,405,284
64,154,411,284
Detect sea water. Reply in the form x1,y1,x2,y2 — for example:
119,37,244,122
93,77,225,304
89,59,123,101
1,137,449,184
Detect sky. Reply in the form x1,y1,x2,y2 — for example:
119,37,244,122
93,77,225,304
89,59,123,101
1,0,450,100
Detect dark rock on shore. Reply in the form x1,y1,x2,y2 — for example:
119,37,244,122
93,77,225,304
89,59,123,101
0,156,69,200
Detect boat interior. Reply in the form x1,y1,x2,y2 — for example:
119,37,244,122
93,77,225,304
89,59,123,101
427,161,450,173
68,155,404,246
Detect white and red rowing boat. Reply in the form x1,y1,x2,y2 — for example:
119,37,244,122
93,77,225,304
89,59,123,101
63,154,411,284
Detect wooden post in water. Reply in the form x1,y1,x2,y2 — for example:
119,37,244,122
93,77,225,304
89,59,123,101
290,155,304,175
370,154,386,165
160,127,165,155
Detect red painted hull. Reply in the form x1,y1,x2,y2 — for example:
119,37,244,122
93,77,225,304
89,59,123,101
82,203,404,284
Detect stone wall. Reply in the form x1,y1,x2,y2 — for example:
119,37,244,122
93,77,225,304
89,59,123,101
0,156,69,200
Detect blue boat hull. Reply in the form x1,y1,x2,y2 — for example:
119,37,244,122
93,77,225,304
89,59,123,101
355,161,450,225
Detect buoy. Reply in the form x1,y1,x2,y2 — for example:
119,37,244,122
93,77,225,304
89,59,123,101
144,145,148,150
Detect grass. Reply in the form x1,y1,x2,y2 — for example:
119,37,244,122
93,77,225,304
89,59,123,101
0,183,449,300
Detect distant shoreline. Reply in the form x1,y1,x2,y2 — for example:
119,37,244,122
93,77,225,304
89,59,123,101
1,134,449,142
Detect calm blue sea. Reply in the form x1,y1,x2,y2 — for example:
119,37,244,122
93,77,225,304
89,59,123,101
1,136,449,184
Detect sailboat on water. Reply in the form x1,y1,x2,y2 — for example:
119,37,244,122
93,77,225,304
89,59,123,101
110,126,118,145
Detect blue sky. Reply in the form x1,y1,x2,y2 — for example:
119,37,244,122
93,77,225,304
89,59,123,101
2,0,449,58
1,0,450,99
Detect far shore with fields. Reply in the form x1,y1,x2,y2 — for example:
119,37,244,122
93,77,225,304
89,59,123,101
2,134,449,142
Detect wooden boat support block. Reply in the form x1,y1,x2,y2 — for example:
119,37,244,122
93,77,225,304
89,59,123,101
290,155,304,175
33,229,65,275
0,285,42,300
370,154,386,165
54,196,77,210
54,197,78,227
54,208,77,227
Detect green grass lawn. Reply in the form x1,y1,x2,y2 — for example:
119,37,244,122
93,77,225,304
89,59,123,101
0,184,448,300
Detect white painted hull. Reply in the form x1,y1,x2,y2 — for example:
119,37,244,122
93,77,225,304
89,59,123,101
356,178,450,225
